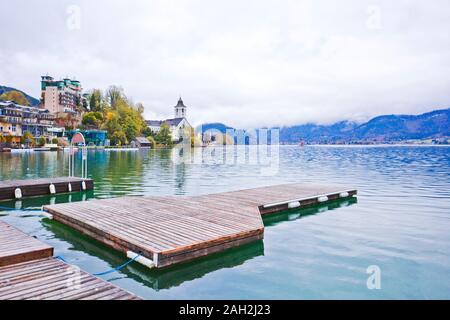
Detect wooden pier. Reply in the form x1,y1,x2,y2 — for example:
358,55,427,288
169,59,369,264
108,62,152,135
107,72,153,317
43,183,357,269
0,177,93,201
0,221,53,267
0,221,139,300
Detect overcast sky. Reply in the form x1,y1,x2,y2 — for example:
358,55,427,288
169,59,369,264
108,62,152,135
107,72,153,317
1,0,449,128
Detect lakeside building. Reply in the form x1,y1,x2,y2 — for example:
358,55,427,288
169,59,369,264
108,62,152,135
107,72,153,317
40,75,85,128
0,101,58,145
145,98,193,143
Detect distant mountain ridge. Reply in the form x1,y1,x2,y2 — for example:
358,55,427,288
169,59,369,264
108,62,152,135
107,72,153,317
200,108,450,143
0,85,40,106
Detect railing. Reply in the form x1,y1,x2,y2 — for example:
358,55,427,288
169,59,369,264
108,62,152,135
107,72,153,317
4,118,21,124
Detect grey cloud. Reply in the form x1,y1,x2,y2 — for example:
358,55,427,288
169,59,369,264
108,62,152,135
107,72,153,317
0,0,449,128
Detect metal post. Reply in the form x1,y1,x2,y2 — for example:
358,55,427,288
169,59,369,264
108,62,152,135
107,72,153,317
85,148,88,178
71,146,75,177
69,144,73,177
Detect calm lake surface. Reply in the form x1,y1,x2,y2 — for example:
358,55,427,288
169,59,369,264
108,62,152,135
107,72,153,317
0,145,449,299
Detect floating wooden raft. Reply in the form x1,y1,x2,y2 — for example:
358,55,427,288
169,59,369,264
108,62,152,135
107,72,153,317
0,258,140,300
43,183,357,269
0,221,139,300
0,177,93,201
0,221,53,267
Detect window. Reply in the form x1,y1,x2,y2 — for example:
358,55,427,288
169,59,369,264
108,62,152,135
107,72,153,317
12,125,16,132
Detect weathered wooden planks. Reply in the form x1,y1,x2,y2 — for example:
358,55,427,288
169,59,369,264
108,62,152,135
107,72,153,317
0,258,140,300
0,220,140,300
43,183,357,269
0,177,94,201
0,221,53,267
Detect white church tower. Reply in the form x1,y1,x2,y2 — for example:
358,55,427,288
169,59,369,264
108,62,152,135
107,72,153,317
174,97,187,118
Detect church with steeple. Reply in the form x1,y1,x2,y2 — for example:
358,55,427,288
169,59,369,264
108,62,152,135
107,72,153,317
145,97,193,143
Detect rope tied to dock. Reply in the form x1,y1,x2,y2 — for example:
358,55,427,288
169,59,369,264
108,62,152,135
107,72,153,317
54,253,142,276
54,255,67,263
94,253,142,276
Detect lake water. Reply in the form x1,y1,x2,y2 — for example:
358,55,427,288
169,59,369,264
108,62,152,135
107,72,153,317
0,145,449,299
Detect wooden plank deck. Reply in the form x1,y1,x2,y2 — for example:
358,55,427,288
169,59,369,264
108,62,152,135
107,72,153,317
0,258,140,300
43,183,357,269
0,220,140,300
0,177,94,201
0,221,53,267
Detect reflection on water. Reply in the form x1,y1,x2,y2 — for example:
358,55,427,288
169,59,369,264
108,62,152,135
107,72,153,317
43,218,264,291
0,191,95,211
39,198,356,291
263,197,358,227
1,146,450,299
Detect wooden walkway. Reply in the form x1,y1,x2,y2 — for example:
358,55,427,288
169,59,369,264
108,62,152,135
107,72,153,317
0,221,139,300
0,258,139,300
43,183,357,269
0,221,53,267
0,177,94,201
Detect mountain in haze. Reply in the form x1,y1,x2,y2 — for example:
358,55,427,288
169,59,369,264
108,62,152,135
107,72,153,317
0,85,40,106
278,120,359,143
199,108,450,144
347,109,450,142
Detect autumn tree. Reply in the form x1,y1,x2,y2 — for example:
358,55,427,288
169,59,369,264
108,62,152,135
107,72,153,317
80,86,149,146
21,131,35,146
0,91,29,106
82,112,103,127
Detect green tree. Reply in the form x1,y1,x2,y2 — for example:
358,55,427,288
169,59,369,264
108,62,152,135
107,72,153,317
0,91,29,105
155,124,173,147
38,136,46,146
82,111,103,127
110,131,127,146
51,137,59,144
21,131,35,146
88,89,103,112
141,126,153,137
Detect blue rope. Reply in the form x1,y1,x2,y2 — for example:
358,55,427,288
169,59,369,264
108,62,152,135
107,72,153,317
54,254,141,276
55,255,67,263
0,205,43,212
93,254,141,276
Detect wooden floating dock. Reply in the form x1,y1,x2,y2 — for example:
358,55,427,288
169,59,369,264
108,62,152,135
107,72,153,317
0,177,93,201
43,184,357,269
0,221,139,300
0,221,53,267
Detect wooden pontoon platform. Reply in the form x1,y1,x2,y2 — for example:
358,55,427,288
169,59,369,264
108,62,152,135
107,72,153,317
0,221,53,267
0,221,139,300
43,183,357,269
0,177,93,201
